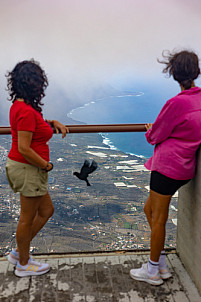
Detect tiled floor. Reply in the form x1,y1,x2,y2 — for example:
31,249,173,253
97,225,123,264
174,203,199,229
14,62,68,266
0,251,200,302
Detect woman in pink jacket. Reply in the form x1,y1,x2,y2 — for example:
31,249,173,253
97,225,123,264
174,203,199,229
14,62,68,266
130,50,201,285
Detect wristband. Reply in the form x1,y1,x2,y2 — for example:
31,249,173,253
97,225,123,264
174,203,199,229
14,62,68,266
42,162,54,172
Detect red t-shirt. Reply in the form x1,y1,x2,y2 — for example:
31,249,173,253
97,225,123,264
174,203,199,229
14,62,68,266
8,100,53,164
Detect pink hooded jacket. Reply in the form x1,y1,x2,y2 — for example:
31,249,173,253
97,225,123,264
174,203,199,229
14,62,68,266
145,87,201,180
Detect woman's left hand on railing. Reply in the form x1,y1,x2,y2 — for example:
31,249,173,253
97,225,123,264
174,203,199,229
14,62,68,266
47,120,69,138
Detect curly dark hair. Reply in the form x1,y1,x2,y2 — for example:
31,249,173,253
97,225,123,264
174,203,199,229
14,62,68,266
158,50,200,89
6,59,48,112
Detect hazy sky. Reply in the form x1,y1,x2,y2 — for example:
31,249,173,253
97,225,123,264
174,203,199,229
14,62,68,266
1,0,201,122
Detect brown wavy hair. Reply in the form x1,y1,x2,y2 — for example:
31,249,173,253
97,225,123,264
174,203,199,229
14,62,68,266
6,59,48,112
158,50,200,89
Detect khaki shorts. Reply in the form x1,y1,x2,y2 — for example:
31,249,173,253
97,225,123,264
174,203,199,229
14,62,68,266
6,158,48,197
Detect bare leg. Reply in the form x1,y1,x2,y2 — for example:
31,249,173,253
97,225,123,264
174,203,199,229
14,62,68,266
144,195,152,229
16,195,40,265
149,190,172,262
30,192,54,240
16,192,54,265
130,189,172,283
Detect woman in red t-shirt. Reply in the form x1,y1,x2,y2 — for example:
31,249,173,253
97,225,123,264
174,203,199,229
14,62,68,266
5,59,69,277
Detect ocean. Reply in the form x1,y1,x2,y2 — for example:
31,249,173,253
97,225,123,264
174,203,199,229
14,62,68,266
67,92,165,158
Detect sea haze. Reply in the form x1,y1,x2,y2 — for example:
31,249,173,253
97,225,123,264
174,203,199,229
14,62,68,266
68,93,162,158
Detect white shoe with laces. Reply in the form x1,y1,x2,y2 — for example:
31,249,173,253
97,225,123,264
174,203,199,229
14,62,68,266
7,249,44,267
130,263,163,286
14,259,50,277
159,265,172,279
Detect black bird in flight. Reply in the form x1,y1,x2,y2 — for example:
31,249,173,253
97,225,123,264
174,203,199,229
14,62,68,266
73,160,98,186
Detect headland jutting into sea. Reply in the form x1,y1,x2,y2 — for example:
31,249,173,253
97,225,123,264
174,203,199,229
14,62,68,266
67,92,155,158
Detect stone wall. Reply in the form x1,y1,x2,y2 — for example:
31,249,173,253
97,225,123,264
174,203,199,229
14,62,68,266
177,149,201,294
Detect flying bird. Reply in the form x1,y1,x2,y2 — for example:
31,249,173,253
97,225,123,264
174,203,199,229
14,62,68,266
73,160,98,186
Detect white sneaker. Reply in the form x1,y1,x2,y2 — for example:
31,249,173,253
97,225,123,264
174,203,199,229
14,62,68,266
159,265,172,279
130,263,163,286
7,249,19,265
14,259,50,277
7,249,44,267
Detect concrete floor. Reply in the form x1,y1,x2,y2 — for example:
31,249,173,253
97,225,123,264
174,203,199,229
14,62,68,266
0,250,201,302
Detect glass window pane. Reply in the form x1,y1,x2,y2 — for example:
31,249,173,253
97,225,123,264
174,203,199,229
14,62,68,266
0,133,177,255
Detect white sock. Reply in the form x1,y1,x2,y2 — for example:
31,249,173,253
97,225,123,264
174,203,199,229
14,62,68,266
148,259,159,275
17,261,29,269
159,250,166,268
12,248,19,256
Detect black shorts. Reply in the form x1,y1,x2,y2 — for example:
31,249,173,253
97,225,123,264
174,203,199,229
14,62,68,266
150,171,191,195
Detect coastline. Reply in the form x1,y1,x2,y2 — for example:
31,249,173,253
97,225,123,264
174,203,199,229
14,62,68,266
66,92,152,159
67,92,144,120
65,115,148,159
101,133,147,159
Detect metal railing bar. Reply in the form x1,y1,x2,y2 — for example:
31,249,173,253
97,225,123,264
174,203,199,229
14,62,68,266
0,124,146,135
